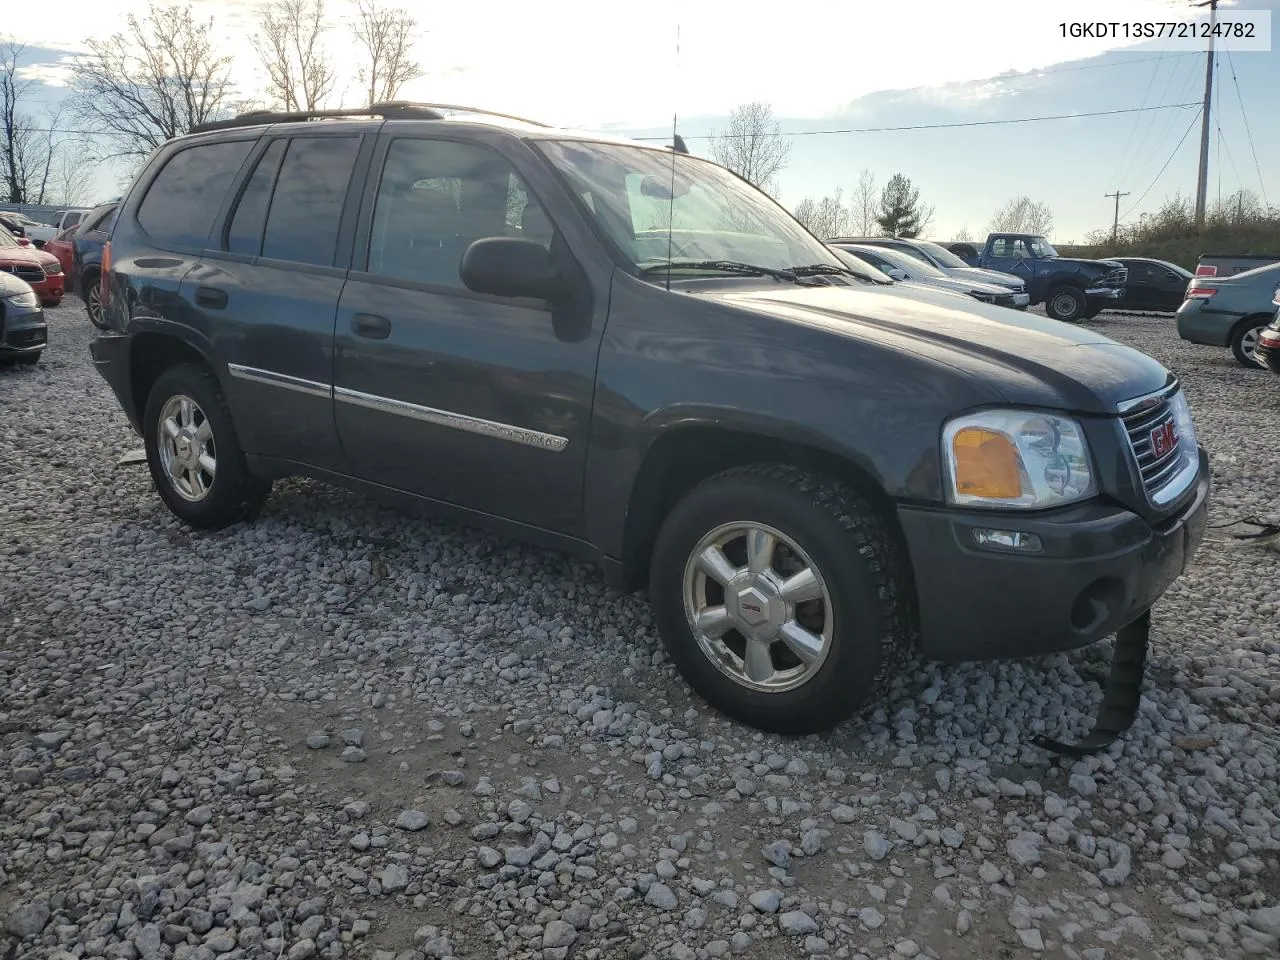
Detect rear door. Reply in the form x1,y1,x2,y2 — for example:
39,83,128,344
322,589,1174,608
181,130,371,473
331,132,601,536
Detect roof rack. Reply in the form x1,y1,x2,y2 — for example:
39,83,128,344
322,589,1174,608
188,101,549,135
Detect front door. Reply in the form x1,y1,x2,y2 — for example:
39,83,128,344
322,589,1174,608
984,237,1034,285
332,135,602,537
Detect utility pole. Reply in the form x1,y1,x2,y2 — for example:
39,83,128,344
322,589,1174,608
1105,191,1130,246
1193,0,1218,229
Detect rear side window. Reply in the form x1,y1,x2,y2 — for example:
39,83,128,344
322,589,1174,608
226,139,286,255
136,139,255,249
260,136,360,266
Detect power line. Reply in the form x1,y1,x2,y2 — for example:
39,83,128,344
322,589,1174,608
1121,106,1203,220
634,102,1202,141
1124,55,1200,194
1111,52,1165,196
1223,44,1269,208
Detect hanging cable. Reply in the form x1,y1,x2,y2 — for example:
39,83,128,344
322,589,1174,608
1223,44,1269,208
1120,107,1203,220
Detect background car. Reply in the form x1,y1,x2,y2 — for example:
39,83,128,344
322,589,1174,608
829,242,1024,307
1176,260,1280,366
69,202,118,326
0,225,64,305
42,225,78,278
831,235,1029,307
0,271,46,366
1110,258,1192,313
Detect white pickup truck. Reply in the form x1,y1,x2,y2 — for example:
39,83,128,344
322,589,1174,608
24,208,93,246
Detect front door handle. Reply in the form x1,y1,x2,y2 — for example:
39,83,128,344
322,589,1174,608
195,286,228,309
352,313,391,339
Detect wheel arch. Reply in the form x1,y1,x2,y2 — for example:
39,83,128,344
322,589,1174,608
617,423,908,593
129,329,220,430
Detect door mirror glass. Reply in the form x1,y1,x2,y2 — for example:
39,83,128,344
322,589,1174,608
460,237,564,300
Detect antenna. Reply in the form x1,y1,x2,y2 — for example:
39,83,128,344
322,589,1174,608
665,24,680,293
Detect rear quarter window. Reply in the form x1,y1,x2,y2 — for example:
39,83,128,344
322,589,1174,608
135,139,256,250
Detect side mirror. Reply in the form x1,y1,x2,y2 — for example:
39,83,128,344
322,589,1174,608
16,237,30,247
887,267,908,281
460,238,564,301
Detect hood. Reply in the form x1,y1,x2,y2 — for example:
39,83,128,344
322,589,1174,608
1048,256,1124,271
918,274,1009,297
0,243,57,268
707,282,1171,414
949,266,1024,289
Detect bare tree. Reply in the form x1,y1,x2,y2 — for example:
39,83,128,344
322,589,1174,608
68,4,236,162
709,101,791,196
353,0,422,106
987,196,1054,236
851,169,879,235
49,141,96,206
1,40,54,204
953,224,974,242
254,0,337,112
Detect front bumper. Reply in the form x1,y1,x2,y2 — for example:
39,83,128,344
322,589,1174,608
1085,287,1124,300
90,332,141,434
32,274,64,304
896,447,1210,663
0,303,47,356
1256,323,1280,373
1011,292,1030,308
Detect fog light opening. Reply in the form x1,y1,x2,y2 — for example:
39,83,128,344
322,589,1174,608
971,528,1043,553
1070,577,1126,633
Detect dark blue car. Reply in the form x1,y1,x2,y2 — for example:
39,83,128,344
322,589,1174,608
69,201,118,327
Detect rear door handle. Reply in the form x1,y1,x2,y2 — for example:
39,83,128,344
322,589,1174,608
352,313,391,339
195,287,228,309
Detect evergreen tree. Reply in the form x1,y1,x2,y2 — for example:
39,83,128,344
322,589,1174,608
875,173,931,238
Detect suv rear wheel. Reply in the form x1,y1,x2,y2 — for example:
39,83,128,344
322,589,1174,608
649,464,911,734
143,362,271,529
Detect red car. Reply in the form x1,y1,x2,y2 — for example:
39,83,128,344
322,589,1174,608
0,225,63,305
42,225,77,278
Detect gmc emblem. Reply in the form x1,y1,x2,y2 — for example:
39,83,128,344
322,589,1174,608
1150,420,1177,459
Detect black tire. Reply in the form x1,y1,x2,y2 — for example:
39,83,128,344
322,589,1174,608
1084,304,1103,320
1229,317,1268,367
142,362,271,529
1045,286,1087,322
82,270,107,330
648,464,913,735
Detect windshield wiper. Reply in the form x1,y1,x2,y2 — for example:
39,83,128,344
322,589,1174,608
639,260,798,282
788,263,849,277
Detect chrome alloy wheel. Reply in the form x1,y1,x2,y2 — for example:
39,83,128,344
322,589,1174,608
682,521,834,692
157,394,216,501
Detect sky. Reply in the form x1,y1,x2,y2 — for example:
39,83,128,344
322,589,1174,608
6,0,1279,241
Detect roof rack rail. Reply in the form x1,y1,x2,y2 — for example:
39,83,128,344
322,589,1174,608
188,101,548,136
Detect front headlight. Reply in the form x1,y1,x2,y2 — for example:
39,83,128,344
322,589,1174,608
1168,390,1198,454
942,409,1096,508
43,261,62,275
4,290,39,308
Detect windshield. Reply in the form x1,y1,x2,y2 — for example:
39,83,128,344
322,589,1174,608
1028,236,1059,257
874,246,947,279
915,240,968,268
827,246,893,284
536,139,844,276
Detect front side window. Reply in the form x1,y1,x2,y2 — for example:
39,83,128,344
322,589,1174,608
1027,237,1058,257
366,138,554,289
537,139,842,277
261,136,360,266
136,139,255,249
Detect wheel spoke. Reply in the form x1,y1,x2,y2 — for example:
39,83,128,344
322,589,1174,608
179,398,196,428
163,417,181,439
778,567,823,604
778,621,824,665
198,453,216,475
696,546,739,586
196,420,213,444
745,528,776,574
167,455,184,478
693,605,732,638
744,640,774,684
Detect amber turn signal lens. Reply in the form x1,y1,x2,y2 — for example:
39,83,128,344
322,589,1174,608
952,428,1022,499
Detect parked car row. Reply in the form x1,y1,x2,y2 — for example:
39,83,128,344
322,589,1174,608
0,224,64,306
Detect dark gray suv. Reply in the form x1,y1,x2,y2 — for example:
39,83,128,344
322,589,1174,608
89,103,1210,742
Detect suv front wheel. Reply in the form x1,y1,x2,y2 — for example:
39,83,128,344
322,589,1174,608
143,362,271,529
649,464,911,735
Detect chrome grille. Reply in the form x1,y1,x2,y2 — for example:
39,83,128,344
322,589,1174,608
1100,266,1128,287
1,263,44,283
1119,384,1195,503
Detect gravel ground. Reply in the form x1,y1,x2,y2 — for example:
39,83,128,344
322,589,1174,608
2,297,1278,960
